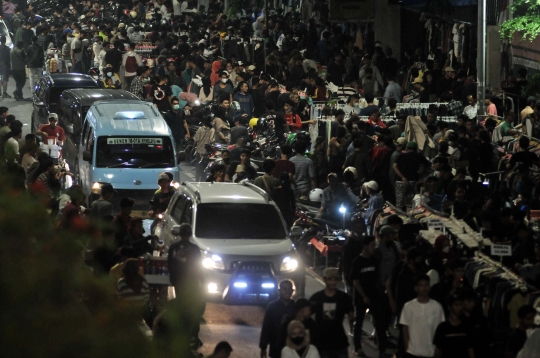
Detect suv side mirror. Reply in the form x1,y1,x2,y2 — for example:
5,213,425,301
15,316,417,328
177,151,186,164
171,225,181,236
82,151,92,162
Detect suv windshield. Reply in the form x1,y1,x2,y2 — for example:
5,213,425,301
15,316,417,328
96,136,175,168
195,203,286,239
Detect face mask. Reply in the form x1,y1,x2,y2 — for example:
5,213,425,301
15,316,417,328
70,6,74,9
107,72,112,77
290,336,304,345
221,78,227,83
443,246,450,253
173,104,180,110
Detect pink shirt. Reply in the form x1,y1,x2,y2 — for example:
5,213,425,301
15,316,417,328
487,103,497,116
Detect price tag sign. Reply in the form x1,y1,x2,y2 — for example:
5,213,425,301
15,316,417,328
491,244,512,256
428,218,445,230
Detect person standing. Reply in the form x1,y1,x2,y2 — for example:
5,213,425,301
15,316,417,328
260,280,296,358
393,141,432,209
232,81,254,117
130,66,151,100
10,41,26,101
122,42,143,91
70,31,86,73
309,268,354,358
400,274,445,358
90,183,115,220
350,235,392,358
505,305,536,358
290,141,316,199
433,295,475,358
164,97,190,148
0,36,11,98
167,223,205,343
26,36,44,94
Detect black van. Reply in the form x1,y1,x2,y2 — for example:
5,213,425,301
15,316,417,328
31,74,100,132
58,88,139,165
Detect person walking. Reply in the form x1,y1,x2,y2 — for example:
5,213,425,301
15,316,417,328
26,36,44,94
0,36,11,98
10,41,26,101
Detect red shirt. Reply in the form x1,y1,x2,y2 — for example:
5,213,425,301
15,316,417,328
367,116,387,129
272,159,296,179
39,124,66,142
284,113,302,131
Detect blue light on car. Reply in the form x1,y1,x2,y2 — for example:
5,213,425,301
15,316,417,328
233,282,248,288
261,283,275,289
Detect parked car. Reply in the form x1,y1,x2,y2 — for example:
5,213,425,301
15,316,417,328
59,89,139,167
157,181,305,304
31,74,99,133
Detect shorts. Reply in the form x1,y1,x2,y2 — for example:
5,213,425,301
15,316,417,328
0,66,9,82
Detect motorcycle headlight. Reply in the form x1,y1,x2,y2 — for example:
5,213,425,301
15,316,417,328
280,256,299,272
202,252,225,270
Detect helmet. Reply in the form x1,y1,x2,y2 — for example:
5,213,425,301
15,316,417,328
257,117,268,130
343,166,358,180
309,188,324,203
286,132,296,145
249,117,258,129
230,101,241,111
130,11,137,18
88,67,100,76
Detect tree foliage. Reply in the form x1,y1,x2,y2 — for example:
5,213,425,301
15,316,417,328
500,0,540,40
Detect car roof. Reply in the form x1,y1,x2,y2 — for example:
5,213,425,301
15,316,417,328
89,100,171,137
182,182,270,204
45,73,99,88
62,89,138,106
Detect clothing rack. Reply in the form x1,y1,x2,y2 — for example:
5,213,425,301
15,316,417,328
475,252,528,291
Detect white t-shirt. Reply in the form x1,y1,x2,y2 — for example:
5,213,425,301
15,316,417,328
21,154,37,173
400,298,445,357
281,345,320,358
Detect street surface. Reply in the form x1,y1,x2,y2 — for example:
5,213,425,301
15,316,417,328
11,78,383,358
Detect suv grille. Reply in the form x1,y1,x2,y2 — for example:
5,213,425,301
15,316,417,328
230,261,273,272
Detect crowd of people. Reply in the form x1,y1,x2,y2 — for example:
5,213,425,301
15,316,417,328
0,0,539,357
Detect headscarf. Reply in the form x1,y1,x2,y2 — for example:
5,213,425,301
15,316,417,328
210,60,222,86
202,75,212,97
285,320,309,350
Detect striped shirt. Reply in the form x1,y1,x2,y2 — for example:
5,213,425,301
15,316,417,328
290,155,315,191
117,278,150,302
337,86,357,102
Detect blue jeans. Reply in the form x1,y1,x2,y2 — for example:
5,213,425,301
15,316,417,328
320,347,349,358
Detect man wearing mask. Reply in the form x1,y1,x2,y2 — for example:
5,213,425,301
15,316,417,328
164,97,190,148
343,94,361,117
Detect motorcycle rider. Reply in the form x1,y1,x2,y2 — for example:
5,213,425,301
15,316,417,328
361,181,385,227
319,173,359,224
36,113,66,145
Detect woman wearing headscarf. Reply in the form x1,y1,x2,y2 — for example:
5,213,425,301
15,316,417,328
281,320,320,358
116,258,150,305
199,75,214,103
209,60,222,86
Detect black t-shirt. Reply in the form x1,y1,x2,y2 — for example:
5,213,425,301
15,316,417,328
153,84,173,112
151,189,175,214
419,89,430,103
229,125,249,145
433,321,473,358
508,151,539,169
309,289,353,351
261,111,286,140
395,151,431,181
167,240,202,288
506,328,527,356
349,255,379,299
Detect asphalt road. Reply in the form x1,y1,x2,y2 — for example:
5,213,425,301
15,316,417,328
10,77,385,358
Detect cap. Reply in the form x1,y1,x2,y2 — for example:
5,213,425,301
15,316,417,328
48,113,58,121
412,77,423,84
327,173,338,180
396,137,407,146
445,66,455,72
178,223,192,236
236,164,245,173
406,141,418,149
365,180,378,190
118,23,126,28
323,267,340,279
248,65,256,71
157,172,169,182
237,61,243,66
379,225,397,236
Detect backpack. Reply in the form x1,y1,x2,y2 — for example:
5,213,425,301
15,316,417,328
125,55,138,73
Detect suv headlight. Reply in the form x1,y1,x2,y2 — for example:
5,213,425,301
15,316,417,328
280,256,299,272
202,252,225,270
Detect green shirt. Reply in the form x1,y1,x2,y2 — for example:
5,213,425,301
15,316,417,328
254,175,279,194
500,121,514,136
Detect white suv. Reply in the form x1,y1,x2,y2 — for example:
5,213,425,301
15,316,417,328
158,181,305,304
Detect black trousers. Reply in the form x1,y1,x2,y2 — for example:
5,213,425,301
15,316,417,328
354,292,388,353
12,70,25,98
